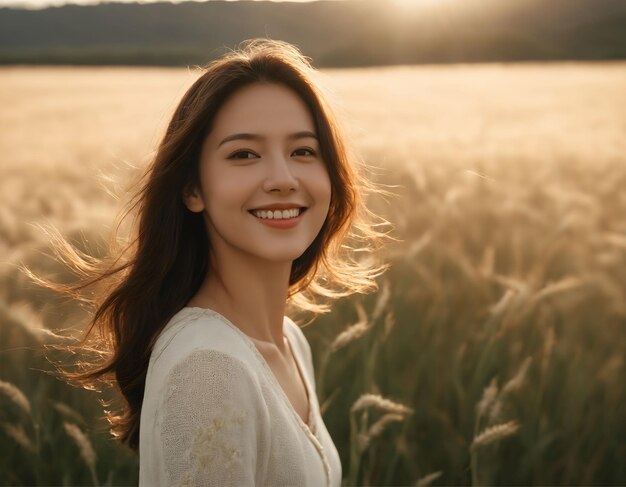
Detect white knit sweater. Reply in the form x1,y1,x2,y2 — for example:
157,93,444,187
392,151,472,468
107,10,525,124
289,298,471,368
139,307,342,486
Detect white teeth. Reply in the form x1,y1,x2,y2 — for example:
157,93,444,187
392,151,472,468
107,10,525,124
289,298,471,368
252,208,302,220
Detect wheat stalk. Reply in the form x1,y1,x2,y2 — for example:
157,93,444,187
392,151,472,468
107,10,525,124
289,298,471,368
476,377,499,418
2,423,35,452
415,470,443,486
358,412,405,452
351,393,413,415
488,288,515,319
502,357,532,396
63,422,97,472
533,276,585,302
471,421,520,451
53,401,85,424
0,380,31,415
330,320,369,352
488,399,504,424
371,279,391,322
330,303,371,353
383,311,395,340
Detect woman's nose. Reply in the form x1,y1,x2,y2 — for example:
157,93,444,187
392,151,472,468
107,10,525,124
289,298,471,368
263,155,299,193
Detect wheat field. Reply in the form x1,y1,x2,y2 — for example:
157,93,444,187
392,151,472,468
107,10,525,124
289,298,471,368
1,62,625,486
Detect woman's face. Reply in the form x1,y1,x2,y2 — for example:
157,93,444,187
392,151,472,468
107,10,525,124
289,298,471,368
184,82,332,264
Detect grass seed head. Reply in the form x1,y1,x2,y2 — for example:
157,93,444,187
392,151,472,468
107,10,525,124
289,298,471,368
331,320,369,352
471,421,520,451
371,279,391,322
488,399,504,424
2,423,35,452
0,380,31,415
63,422,96,471
502,357,532,396
476,377,499,418
357,413,406,452
368,412,404,437
416,471,443,486
351,393,413,415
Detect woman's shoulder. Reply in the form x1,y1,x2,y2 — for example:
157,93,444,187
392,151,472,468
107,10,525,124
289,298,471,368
149,307,257,376
283,316,314,369
283,315,307,344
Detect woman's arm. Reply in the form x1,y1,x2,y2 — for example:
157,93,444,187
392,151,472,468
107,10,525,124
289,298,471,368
157,349,267,486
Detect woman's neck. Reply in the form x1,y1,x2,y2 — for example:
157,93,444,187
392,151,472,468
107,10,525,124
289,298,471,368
187,251,292,350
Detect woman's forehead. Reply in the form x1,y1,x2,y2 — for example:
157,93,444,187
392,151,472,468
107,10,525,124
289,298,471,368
209,83,316,139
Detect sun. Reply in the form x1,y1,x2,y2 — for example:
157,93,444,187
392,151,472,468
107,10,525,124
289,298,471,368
391,0,449,9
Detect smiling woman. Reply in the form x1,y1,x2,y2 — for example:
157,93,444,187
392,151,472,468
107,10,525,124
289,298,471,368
34,39,389,486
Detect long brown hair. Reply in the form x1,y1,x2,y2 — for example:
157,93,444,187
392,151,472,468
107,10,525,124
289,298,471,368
34,38,390,451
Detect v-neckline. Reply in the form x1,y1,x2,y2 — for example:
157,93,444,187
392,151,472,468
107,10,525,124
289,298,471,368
283,331,313,428
181,306,315,433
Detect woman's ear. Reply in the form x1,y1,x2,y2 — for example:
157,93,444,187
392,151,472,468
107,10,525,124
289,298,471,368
182,183,205,213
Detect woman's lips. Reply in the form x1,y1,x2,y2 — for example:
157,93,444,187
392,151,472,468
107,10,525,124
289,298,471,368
248,207,307,229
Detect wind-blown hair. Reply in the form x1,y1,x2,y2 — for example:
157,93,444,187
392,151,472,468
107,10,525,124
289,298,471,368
35,39,389,451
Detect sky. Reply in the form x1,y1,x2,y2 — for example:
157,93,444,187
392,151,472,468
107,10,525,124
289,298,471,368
0,0,326,9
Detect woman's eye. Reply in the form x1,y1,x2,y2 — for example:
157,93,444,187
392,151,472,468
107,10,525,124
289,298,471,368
292,148,316,157
228,150,258,160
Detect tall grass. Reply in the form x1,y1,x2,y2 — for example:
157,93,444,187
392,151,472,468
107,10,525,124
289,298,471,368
1,63,624,485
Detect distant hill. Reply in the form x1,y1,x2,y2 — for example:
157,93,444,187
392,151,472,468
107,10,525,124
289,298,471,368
1,0,625,66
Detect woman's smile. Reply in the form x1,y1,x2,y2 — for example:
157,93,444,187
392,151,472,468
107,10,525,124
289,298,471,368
249,206,309,229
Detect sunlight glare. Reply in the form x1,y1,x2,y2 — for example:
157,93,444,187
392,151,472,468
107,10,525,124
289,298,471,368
391,0,450,9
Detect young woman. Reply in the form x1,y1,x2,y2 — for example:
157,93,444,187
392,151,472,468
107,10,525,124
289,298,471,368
49,39,387,486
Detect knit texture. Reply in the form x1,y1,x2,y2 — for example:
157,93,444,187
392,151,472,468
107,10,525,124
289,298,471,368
139,307,342,487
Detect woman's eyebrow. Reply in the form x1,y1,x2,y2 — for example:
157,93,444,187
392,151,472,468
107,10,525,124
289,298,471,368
217,130,318,148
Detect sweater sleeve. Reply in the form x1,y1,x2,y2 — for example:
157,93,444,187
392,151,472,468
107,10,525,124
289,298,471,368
158,349,266,487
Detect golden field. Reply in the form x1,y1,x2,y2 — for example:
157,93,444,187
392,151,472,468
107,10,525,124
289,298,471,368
0,62,625,485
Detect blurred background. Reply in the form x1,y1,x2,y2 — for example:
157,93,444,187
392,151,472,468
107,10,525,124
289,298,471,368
1,0,625,485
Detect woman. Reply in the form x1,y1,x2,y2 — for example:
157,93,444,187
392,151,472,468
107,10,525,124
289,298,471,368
49,39,387,486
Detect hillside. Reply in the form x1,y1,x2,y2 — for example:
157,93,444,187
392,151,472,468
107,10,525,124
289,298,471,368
1,0,625,66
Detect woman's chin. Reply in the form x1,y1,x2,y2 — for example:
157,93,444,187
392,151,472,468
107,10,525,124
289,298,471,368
252,246,310,264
